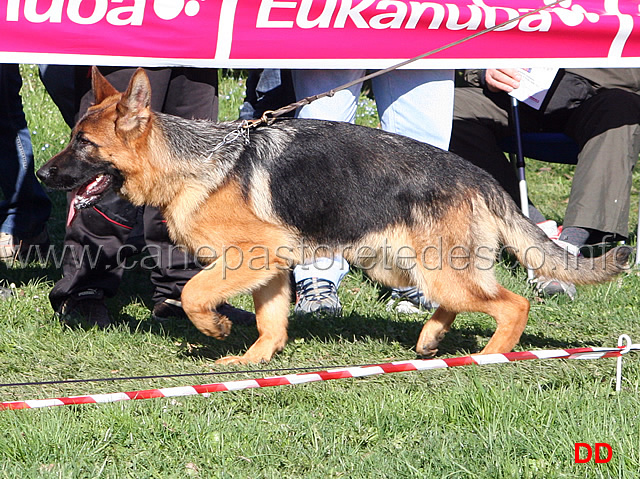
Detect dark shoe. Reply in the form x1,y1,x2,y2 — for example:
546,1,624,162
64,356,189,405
151,298,187,321
152,298,256,326
57,289,112,328
216,303,256,326
0,227,50,263
294,277,342,316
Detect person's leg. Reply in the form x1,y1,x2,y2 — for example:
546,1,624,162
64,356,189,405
76,67,173,115
450,85,547,223
373,69,454,311
142,206,198,307
451,84,571,298
239,69,262,120
291,69,363,122
373,69,454,149
562,88,640,243
163,67,219,121
293,256,348,315
147,68,254,325
0,64,51,261
248,69,297,119
49,67,173,324
289,70,365,314
450,86,519,201
147,67,215,312
49,190,140,327
38,64,76,127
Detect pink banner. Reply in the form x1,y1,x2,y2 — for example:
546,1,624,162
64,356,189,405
1,0,639,68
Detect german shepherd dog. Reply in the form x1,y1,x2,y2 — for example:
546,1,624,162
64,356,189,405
37,67,630,364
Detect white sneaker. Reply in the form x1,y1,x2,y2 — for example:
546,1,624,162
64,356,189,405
537,220,560,240
537,221,582,257
294,278,342,316
386,287,437,314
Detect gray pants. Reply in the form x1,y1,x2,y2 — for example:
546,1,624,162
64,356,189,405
450,85,640,238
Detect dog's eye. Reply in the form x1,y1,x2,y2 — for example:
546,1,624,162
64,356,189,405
76,135,94,147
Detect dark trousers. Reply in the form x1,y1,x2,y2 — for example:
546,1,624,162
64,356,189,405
49,67,218,311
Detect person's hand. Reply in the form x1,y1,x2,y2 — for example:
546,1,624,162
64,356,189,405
485,68,521,93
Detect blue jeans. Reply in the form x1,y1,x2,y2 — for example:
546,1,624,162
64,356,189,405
292,69,454,149
291,68,454,285
0,64,51,236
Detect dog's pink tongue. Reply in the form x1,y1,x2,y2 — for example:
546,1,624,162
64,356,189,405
67,188,80,226
68,175,101,225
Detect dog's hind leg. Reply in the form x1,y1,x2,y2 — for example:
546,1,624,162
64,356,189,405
415,286,530,356
416,307,457,357
476,286,530,354
410,255,529,355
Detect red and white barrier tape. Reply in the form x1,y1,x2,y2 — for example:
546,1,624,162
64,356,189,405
2,341,638,410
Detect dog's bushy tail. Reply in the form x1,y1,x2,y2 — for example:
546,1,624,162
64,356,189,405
485,191,631,285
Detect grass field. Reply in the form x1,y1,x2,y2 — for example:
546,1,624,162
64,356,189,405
0,65,639,478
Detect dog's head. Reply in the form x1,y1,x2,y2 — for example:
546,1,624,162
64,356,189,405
37,66,154,208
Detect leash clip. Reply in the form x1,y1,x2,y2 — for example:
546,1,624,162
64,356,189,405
260,110,277,125
243,110,277,130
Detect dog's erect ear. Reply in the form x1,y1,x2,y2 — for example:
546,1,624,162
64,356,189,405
91,66,119,104
115,68,152,138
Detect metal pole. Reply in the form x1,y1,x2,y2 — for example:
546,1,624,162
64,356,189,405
509,97,534,280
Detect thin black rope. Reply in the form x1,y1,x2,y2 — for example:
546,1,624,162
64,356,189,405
0,363,371,388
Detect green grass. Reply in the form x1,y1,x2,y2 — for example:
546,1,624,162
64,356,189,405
0,65,638,478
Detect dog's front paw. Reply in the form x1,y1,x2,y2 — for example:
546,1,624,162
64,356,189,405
415,333,446,358
215,339,282,365
215,355,253,365
416,345,439,358
187,310,232,340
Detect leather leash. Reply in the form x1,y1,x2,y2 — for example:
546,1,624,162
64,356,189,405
245,0,566,128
